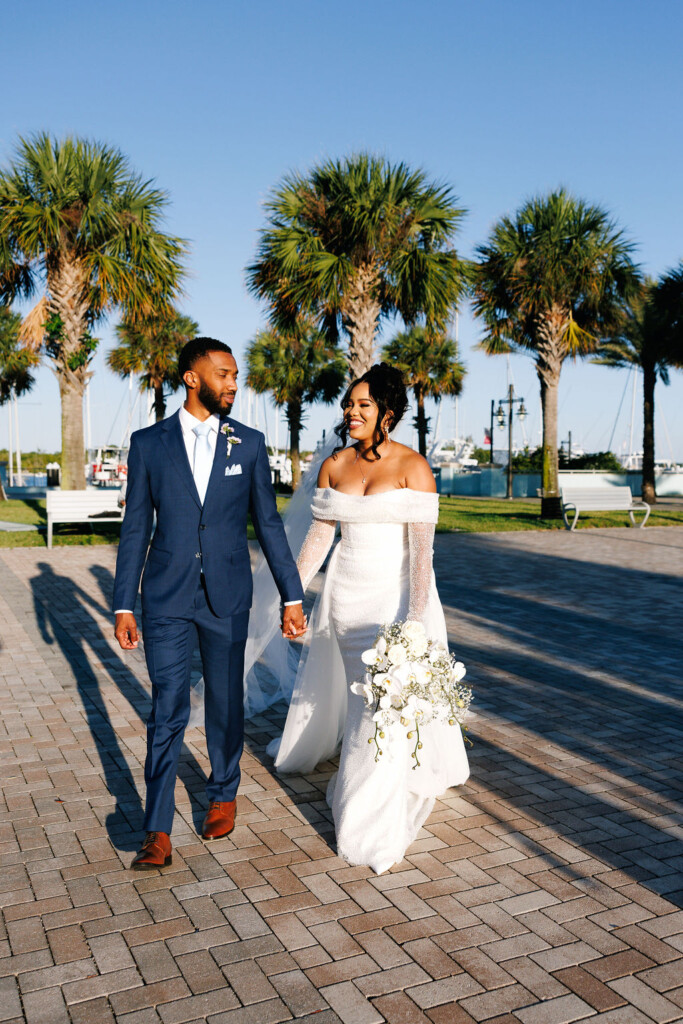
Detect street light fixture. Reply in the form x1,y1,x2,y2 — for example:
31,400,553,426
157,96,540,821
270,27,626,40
491,384,526,500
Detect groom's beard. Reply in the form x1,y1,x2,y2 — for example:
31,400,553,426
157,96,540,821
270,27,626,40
198,379,235,417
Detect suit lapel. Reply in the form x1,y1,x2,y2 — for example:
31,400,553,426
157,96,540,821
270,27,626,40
160,411,202,509
204,416,242,510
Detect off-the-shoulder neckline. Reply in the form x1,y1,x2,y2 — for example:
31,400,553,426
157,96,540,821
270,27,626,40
315,486,437,498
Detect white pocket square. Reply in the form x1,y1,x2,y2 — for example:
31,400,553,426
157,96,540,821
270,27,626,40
225,464,243,477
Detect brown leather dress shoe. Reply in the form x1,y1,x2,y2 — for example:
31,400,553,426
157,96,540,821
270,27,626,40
202,800,236,840
131,831,172,870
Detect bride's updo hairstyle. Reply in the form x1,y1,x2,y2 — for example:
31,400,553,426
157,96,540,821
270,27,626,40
334,362,409,461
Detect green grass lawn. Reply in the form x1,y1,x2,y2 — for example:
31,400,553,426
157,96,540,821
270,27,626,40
435,496,683,532
1,494,680,547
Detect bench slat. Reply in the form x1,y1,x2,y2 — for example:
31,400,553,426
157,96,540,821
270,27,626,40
560,484,649,530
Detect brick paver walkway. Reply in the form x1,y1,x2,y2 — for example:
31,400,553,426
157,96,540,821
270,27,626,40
0,528,681,1024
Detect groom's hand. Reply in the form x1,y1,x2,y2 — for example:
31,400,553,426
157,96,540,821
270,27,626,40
282,603,307,639
115,612,139,649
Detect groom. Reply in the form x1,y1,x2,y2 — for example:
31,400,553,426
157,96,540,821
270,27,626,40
113,337,305,869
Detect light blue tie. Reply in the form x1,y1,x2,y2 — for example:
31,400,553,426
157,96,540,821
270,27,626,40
192,421,214,504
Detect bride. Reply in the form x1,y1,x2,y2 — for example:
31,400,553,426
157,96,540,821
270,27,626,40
268,363,470,874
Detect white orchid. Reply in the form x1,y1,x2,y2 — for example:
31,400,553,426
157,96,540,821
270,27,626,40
361,638,388,668
350,680,374,702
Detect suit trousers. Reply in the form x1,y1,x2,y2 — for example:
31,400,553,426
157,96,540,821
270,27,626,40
141,576,248,833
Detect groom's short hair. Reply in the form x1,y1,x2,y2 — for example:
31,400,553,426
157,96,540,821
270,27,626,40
178,337,233,378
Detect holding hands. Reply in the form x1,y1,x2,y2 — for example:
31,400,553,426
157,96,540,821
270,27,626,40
281,603,307,639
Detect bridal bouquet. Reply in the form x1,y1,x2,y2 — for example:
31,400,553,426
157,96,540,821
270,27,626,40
351,620,472,768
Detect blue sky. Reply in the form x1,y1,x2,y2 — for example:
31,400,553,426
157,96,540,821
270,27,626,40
2,0,682,459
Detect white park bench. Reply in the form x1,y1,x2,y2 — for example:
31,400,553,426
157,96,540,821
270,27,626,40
46,489,124,549
560,484,651,531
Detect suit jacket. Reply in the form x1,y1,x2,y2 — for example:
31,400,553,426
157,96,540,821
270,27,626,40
112,410,304,619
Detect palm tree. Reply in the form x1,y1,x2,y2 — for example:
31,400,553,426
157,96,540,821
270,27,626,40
246,324,346,488
247,153,468,379
382,325,465,457
108,310,198,422
0,305,40,500
472,190,638,517
594,267,683,504
0,133,186,488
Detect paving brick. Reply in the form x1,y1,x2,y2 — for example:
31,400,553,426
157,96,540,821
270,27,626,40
222,959,278,1004
310,921,364,960
637,961,683,993
355,929,412,969
68,997,117,1024
109,979,191,1016
357,961,432,997
62,965,143,1003
425,1005,478,1024
608,975,682,1023
132,942,182,984
306,954,380,989
553,966,627,1011
514,993,596,1024
269,968,329,1016
18,958,96,994
612,925,681,965
407,973,484,1009
372,990,433,1023
175,950,225,994
88,931,136,972
403,937,462,979
319,981,384,1024
0,978,22,1022
156,987,241,1023
585,949,656,981
46,923,91,963
531,942,602,972
457,982,535,1021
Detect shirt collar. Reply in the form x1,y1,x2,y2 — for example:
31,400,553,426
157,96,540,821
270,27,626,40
179,405,220,434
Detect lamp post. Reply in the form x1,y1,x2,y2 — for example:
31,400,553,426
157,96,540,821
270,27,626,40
494,384,527,499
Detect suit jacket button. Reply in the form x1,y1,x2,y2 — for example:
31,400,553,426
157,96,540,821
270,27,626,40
195,552,201,558
200,525,206,530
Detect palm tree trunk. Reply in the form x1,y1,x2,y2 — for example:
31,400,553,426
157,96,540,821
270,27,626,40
537,365,563,519
415,386,429,457
535,321,565,519
642,362,657,505
341,263,381,378
59,372,86,490
287,399,302,490
153,382,166,422
49,257,91,490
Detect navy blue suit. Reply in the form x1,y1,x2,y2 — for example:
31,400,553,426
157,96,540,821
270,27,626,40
113,410,303,832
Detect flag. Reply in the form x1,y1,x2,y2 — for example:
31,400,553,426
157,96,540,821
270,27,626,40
484,428,491,446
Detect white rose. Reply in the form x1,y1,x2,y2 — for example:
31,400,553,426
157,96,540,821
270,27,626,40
402,620,426,642
387,643,408,666
408,635,428,658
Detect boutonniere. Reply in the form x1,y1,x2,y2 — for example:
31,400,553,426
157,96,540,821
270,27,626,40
221,423,242,459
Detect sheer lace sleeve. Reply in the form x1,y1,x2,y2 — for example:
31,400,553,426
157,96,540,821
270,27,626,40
296,519,336,592
407,521,436,623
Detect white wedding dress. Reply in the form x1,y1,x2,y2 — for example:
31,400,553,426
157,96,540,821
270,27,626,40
267,487,470,874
